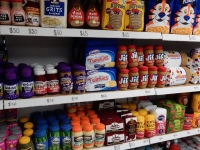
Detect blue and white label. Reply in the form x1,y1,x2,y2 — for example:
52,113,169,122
45,0,64,16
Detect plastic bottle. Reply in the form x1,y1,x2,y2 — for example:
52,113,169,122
72,126,83,150
4,72,19,100
83,124,94,148
144,114,156,138
17,136,34,150
60,124,72,150
18,116,29,129
116,46,128,69
0,0,11,25
48,126,60,149
46,69,60,94
136,115,145,139
11,0,25,25
91,118,100,127
34,70,47,96
12,130,22,139
34,130,48,150
94,123,105,147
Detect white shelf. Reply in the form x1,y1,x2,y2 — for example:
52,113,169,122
0,100,3,110
150,128,200,144
3,89,155,109
162,34,200,42
0,25,162,39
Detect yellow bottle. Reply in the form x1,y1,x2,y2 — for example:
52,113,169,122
132,111,139,116
138,109,148,116
136,115,144,139
129,103,137,111
145,114,155,138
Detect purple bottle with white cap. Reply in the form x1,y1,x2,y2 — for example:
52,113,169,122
19,68,34,98
3,72,19,100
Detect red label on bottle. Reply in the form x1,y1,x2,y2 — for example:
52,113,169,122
34,81,47,95
128,51,138,64
139,74,148,86
144,53,154,66
183,114,193,130
145,129,156,138
47,80,60,93
116,53,128,65
86,5,100,27
136,131,144,139
68,3,84,27
157,74,166,85
118,76,128,88
129,75,138,87
148,74,158,85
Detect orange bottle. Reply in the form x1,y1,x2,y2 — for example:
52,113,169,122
83,124,94,148
136,115,145,139
81,116,90,121
144,114,156,138
71,121,80,128
81,120,90,128
72,116,80,122
91,118,100,127
86,110,95,116
72,126,83,150
89,114,98,120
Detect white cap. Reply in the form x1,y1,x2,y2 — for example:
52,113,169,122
52,63,58,67
34,70,45,76
46,64,54,68
45,66,54,71
33,68,44,72
46,69,58,74
31,63,39,68
34,65,43,69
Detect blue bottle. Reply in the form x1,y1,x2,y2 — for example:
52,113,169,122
34,130,48,150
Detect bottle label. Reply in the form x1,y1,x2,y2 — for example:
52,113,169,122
139,74,148,86
45,1,64,16
156,122,166,135
129,75,139,87
68,3,84,27
47,79,60,93
128,51,138,64
155,53,164,65
148,74,158,85
138,54,144,66
116,53,128,65
34,81,47,95
0,8,11,24
19,81,34,98
118,76,128,88
61,130,71,150
6,139,17,150
74,75,86,93
157,74,166,85
83,134,94,146
48,136,60,148
25,7,40,26
94,133,105,145
11,10,25,25
136,121,144,139
35,138,48,150
60,76,73,94
145,120,155,137
72,135,83,148
144,53,154,65
86,5,100,27
126,118,137,142
4,84,19,100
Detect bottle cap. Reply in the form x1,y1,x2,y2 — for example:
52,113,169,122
83,124,93,132
46,115,56,121
67,113,76,119
10,126,21,132
18,136,30,145
81,116,89,121
72,116,80,122
30,63,39,68
136,46,143,52
24,122,34,129
144,45,153,50
48,125,60,132
139,66,148,71
19,116,29,123
23,129,34,136
127,45,136,49
87,110,95,115
149,66,158,71
61,124,71,131
45,64,54,68
121,103,129,109
129,67,138,73
46,69,58,74
118,46,127,51
34,65,43,69
89,114,98,119
34,70,45,76
34,130,46,137
58,62,68,66
73,66,85,72
12,130,22,135
132,111,139,117
81,120,90,126
6,135,18,140
95,123,105,130
18,63,27,71
59,65,71,72
154,45,163,50
57,113,67,120
48,120,59,126
5,62,14,69
45,66,54,71
72,126,82,132
61,119,71,124
5,72,16,80
158,66,167,72
120,68,129,74
91,118,100,124
71,121,80,127
77,111,85,117
21,69,32,77
36,123,47,130
138,109,148,116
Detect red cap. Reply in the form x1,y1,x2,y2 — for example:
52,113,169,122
127,45,135,49
11,0,22,2
136,46,143,52
2,0,10,2
118,46,127,51
120,69,129,74
139,66,148,71
129,67,138,73
149,66,158,71
154,45,163,50
144,45,153,50
158,66,167,72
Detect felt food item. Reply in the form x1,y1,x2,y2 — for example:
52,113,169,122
190,48,200,67
165,67,191,86
191,93,200,112
166,119,184,133
192,112,200,128
186,57,193,69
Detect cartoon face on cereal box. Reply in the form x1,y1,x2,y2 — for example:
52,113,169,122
171,0,197,35
145,0,175,33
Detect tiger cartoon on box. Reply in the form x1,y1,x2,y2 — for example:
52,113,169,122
146,0,172,34
171,0,196,35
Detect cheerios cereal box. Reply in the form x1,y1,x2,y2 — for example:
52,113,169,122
101,0,126,30
145,0,175,34
124,0,145,31
171,0,198,35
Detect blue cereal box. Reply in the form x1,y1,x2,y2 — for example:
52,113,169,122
193,1,200,35
85,46,117,70
171,0,198,35
145,0,175,33
86,68,117,91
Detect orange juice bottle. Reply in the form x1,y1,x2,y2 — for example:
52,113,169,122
145,114,156,138
72,126,83,150
94,123,105,147
83,124,94,148
136,115,145,139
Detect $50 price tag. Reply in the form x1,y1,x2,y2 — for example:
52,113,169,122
9,27,20,34
28,28,37,35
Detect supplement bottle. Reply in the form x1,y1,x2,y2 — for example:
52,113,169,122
116,46,128,69
83,124,94,148
46,69,60,94
11,0,25,25
128,45,138,67
72,126,83,150
0,0,11,25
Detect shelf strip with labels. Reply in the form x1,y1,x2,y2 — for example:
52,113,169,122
0,26,162,39
0,100,3,110
149,128,200,144
3,88,155,109
162,34,200,42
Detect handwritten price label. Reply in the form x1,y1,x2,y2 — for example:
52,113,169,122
159,137,163,141
71,97,78,101
194,86,199,90
47,99,54,103
122,32,129,38
145,90,150,94
114,145,120,150
101,94,107,99
173,134,177,137
80,30,88,37
28,28,37,35
143,140,149,144
53,30,62,36
129,142,135,148
189,35,196,41
8,102,17,107
187,131,190,135
9,27,20,34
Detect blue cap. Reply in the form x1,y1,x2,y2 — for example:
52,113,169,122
61,119,71,125
36,123,48,130
48,125,60,132
34,130,46,137
46,115,56,121
60,124,71,131
37,119,47,124
57,113,67,120
48,120,59,126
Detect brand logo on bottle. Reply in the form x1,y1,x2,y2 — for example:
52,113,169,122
52,137,60,145
146,54,154,61
150,75,158,82
75,136,83,142
112,134,121,142
119,54,127,62
131,52,137,59
156,53,164,60
138,55,144,62
160,75,166,82
89,50,100,55
36,144,45,149
119,77,128,84
158,115,165,121
63,137,71,143
130,76,138,83
103,102,110,109
110,122,120,130
141,75,148,82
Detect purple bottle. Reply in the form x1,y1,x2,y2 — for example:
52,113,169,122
6,135,18,150
0,137,5,150
18,63,27,72
5,66,18,73
4,73,19,100
19,69,34,98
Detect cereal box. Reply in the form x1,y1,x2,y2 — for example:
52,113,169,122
145,0,175,33
166,119,184,133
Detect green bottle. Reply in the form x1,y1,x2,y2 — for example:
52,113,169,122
34,130,48,150
60,124,72,150
48,126,60,150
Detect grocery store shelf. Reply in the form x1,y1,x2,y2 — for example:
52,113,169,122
150,128,200,144
155,84,200,95
0,25,162,39
162,34,200,42
0,100,3,110
3,88,155,109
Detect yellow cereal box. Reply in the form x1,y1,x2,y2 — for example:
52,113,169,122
124,0,145,31
101,0,126,30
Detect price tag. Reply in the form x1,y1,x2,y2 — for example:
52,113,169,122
159,137,163,141
8,102,17,107
189,35,196,41
80,30,88,37
47,99,54,103
114,145,120,150
145,90,150,94
53,30,62,36
28,28,37,35
122,32,129,38
9,27,20,34
129,142,135,148
194,86,199,90
173,134,177,137
101,94,107,99
187,131,190,135
198,129,200,133
71,97,78,101
143,140,149,144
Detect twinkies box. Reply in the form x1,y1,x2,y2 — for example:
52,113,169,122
85,46,117,70
86,68,117,91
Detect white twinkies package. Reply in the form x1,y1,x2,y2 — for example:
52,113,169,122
86,68,117,91
85,46,117,70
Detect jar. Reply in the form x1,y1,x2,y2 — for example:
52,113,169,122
34,130,48,150
154,45,164,67
94,123,105,147
144,45,154,66
77,102,85,111
17,136,34,150
128,103,137,111
60,124,72,150
18,116,29,128
138,66,148,89
34,70,47,96
83,124,94,148
128,67,139,89
81,116,89,121
147,66,158,88
85,102,93,109
116,46,128,69
136,46,144,66
6,135,18,150
6,108,17,123
80,120,90,128
67,113,76,119
156,66,167,88
77,111,85,117
132,111,139,117
138,109,148,116
48,126,60,149
24,0,40,26
73,66,86,94
23,129,33,139
24,122,34,130
145,114,155,138
0,138,5,150
136,115,144,139
118,69,129,90
91,118,100,127
72,126,83,150
46,69,60,94
0,0,11,25
128,45,138,67
11,0,25,26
